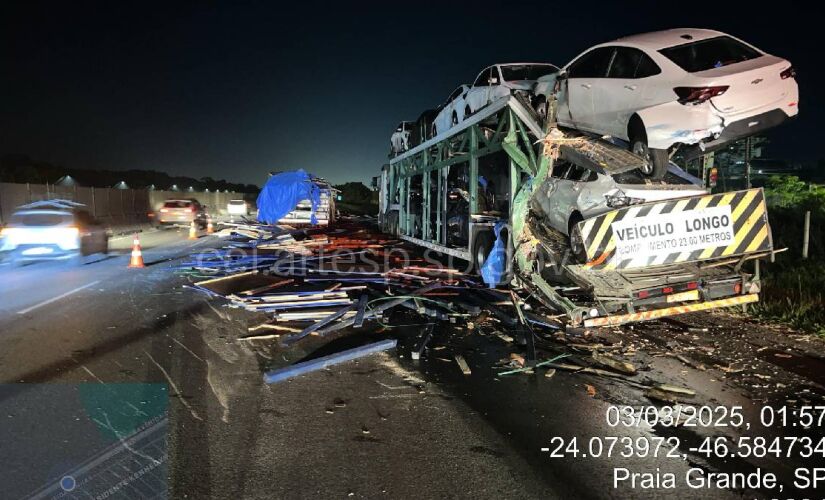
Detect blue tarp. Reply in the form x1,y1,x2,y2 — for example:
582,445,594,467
481,221,507,288
257,170,321,224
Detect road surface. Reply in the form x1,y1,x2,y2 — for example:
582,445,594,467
0,225,823,499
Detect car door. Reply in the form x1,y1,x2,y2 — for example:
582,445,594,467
487,66,509,103
435,86,464,134
454,84,469,121
541,160,574,232
465,67,492,114
596,47,661,138
560,47,614,131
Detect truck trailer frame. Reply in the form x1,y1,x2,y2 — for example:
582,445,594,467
379,95,775,327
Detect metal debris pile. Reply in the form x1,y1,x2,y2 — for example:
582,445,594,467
176,219,694,397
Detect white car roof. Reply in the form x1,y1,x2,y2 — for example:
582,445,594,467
497,62,556,66
13,209,72,216
608,28,729,50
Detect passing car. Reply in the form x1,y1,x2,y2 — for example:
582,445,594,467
465,63,559,115
0,200,109,264
529,136,706,261
155,199,209,228
543,28,798,179
390,121,413,156
227,199,250,217
432,84,470,137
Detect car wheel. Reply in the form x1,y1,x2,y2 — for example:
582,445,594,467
472,231,494,274
630,139,668,180
568,214,588,264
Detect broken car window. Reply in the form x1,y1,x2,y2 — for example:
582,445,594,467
551,160,573,178
659,35,761,73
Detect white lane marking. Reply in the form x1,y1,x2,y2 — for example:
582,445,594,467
16,280,101,315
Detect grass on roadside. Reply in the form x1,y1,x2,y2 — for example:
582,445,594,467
751,260,825,337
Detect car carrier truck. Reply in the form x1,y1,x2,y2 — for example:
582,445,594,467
377,95,777,327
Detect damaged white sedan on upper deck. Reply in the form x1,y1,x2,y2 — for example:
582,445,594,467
535,28,799,179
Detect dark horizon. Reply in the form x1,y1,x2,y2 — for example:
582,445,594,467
1,0,819,186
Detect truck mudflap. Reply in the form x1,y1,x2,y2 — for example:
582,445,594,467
578,188,771,271
584,293,759,328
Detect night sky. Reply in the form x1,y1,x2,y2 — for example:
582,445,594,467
1,1,819,186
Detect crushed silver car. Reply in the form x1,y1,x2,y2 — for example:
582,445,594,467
529,134,707,260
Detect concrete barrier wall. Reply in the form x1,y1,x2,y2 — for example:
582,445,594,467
0,182,249,226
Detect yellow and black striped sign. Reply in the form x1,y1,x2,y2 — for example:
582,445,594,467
579,188,772,271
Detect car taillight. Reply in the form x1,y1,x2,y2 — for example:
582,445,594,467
780,66,796,80
674,86,729,105
709,167,718,188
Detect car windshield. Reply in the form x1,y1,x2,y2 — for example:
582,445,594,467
659,35,761,72
9,211,73,226
500,64,557,81
612,169,694,185
163,201,192,208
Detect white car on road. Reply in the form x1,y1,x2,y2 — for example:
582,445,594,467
227,199,250,217
539,29,798,178
0,200,109,264
432,84,469,137
464,63,559,116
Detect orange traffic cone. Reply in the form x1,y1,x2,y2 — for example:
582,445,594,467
128,234,145,268
188,221,197,240
206,218,214,234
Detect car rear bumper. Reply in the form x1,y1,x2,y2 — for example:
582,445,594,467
7,244,77,261
157,216,195,225
680,108,794,160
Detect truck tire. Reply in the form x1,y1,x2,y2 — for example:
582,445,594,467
628,117,667,180
472,231,494,274
568,214,588,263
